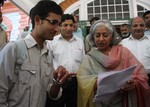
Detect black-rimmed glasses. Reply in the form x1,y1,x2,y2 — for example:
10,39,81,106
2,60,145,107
40,17,59,25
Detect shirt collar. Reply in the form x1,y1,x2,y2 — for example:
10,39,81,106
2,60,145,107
24,34,48,54
57,34,77,41
129,34,148,40
24,34,37,48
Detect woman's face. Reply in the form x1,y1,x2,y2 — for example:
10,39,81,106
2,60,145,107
94,26,112,53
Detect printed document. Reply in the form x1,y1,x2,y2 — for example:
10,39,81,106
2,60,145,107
93,65,136,103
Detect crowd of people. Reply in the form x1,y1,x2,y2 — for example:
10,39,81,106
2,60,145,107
0,0,150,107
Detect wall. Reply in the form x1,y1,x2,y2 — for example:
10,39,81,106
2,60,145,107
1,1,29,41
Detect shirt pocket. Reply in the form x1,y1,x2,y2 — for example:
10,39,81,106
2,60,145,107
43,65,54,89
19,64,37,86
73,49,83,62
13,64,37,105
53,51,61,61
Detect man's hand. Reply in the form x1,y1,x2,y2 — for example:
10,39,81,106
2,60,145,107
50,66,69,98
53,66,69,85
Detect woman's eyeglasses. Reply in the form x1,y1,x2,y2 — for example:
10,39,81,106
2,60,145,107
40,17,59,25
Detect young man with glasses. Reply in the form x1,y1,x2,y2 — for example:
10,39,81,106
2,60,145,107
0,1,70,107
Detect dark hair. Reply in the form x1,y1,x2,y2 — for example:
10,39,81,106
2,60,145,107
143,10,150,18
90,17,100,25
120,23,129,27
30,0,63,29
0,0,4,7
60,14,75,24
120,23,130,29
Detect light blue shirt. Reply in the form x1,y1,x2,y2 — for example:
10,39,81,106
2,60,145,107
73,27,84,40
145,29,150,36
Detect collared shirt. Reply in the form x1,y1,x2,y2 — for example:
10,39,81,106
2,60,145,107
0,34,61,107
120,35,150,73
121,32,130,39
47,34,85,73
73,27,84,40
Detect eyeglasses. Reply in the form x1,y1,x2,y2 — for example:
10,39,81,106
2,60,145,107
40,17,59,25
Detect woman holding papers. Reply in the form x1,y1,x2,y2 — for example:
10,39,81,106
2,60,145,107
77,20,150,107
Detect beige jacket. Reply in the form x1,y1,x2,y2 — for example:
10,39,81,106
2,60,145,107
0,34,55,107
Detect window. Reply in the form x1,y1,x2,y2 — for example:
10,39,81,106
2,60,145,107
87,0,129,21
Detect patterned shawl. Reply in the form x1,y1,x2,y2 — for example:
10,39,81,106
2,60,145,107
77,45,149,107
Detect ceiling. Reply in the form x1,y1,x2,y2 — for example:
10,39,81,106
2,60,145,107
8,0,65,14
8,0,39,14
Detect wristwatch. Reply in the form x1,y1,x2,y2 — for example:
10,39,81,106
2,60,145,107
53,78,60,86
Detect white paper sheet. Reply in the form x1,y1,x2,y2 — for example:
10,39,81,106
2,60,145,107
93,65,136,103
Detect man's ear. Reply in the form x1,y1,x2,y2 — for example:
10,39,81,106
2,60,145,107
34,15,41,25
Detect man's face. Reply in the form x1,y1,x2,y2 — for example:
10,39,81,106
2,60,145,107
120,26,129,36
38,12,61,40
144,13,150,28
60,19,74,40
131,17,145,39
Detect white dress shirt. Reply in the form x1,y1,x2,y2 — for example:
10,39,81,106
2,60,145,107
120,35,150,73
47,34,85,73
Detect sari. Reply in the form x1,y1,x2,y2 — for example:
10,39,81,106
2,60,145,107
77,45,150,107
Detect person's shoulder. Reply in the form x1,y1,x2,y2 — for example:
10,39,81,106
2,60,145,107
75,36,83,42
0,29,7,35
81,54,92,63
53,34,61,41
21,32,30,38
112,45,131,57
0,41,17,52
117,44,130,53
78,27,82,31
120,37,130,44
48,34,62,47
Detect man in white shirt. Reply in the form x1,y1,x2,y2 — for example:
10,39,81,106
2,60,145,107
120,17,150,85
47,14,85,107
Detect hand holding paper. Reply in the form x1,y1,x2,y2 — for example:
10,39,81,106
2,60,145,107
93,65,136,103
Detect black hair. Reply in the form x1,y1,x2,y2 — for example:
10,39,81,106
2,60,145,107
120,23,129,27
90,17,100,25
0,0,4,7
143,10,150,18
29,0,63,29
60,14,75,24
